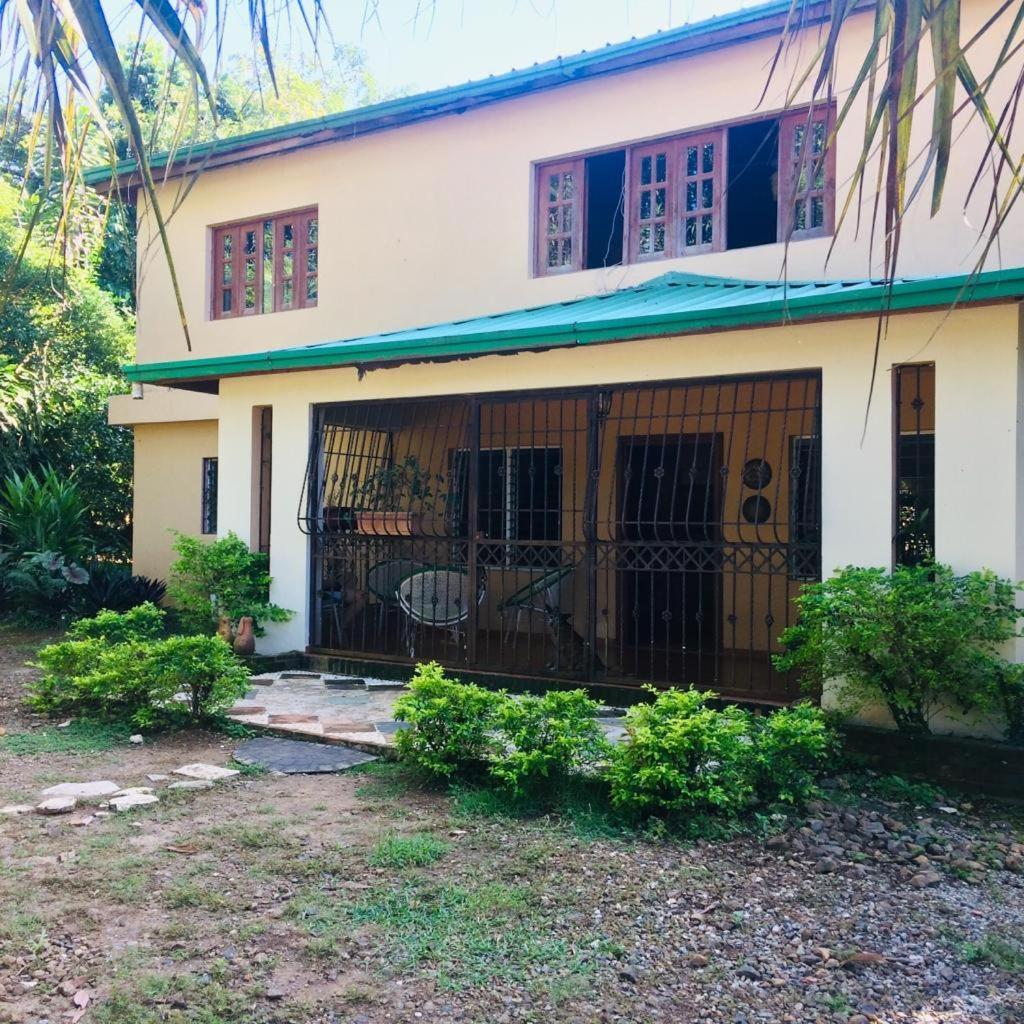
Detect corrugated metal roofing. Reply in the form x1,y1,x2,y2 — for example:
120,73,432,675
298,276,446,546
85,0,851,188
125,266,1024,386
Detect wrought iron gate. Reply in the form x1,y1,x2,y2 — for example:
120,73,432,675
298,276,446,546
299,372,821,701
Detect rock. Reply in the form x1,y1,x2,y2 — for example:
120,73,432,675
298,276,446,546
146,774,170,783
0,804,35,815
265,989,285,1001
36,797,77,815
40,781,120,801
685,953,709,967
109,789,159,811
815,857,839,873
173,763,240,781
848,1016,869,1024
167,779,214,791
909,870,943,888
617,968,637,983
735,965,760,980
766,835,787,849
1004,854,1022,872
129,734,144,745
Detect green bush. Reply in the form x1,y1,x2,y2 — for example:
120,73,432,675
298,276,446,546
67,602,165,644
752,703,838,805
489,689,609,795
393,662,504,777
0,550,89,620
168,531,292,634
28,608,250,729
606,688,755,816
774,563,1022,737
0,468,90,559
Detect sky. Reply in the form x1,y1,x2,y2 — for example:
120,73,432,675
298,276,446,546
216,0,754,98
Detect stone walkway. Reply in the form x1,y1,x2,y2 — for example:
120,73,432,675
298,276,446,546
233,737,378,774
229,670,629,753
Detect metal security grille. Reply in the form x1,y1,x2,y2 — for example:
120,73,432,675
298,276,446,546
299,372,821,701
893,363,935,566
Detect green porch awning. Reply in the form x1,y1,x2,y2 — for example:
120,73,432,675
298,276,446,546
125,267,1024,388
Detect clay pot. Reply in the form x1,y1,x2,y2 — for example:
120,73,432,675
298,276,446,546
217,616,233,644
232,616,256,656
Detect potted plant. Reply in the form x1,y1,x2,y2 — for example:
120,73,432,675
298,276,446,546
356,455,444,536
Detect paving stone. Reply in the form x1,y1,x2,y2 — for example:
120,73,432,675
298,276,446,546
323,676,366,689
322,719,377,733
173,763,241,781
109,791,159,811
40,780,121,800
280,671,322,680
37,796,77,814
1,804,36,815
233,737,377,775
249,675,277,686
146,774,170,783
267,713,319,724
168,779,215,791
364,678,408,691
228,705,267,716
374,720,411,734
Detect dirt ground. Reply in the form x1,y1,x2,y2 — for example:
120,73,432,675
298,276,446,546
2,625,1024,1024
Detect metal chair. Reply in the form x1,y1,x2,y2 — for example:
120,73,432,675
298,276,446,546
366,558,426,634
497,562,576,643
396,566,487,658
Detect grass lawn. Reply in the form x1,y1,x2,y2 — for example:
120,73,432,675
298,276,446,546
2,631,1024,1023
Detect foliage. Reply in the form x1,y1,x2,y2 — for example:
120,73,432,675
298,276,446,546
751,703,838,805
393,662,504,777
0,468,90,559
0,551,89,621
774,563,1023,737
489,689,609,795
168,531,292,634
145,635,251,721
606,688,755,816
67,602,165,644
368,832,452,868
357,455,445,512
29,609,250,728
76,561,167,617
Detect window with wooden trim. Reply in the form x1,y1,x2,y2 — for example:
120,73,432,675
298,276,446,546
212,207,318,319
533,105,833,275
893,363,935,567
778,108,835,241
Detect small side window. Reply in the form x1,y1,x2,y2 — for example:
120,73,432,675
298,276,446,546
778,107,835,241
536,160,583,275
201,457,219,535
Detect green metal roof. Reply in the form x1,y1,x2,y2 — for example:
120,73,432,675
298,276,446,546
125,267,1024,387
85,0,844,188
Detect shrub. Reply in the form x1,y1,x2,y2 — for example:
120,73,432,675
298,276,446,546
67,602,165,644
752,704,839,805
775,563,1022,737
29,608,250,729
168,531,291,634
393,662,504,777
145,634,251,721
76,560,167,616
0,550,89,620
0,468,90,559
489,689,609,795
606,688,755,816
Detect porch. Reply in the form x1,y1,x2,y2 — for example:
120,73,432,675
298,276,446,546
299,371,821,703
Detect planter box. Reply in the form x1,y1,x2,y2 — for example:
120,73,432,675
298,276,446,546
355,511,422,536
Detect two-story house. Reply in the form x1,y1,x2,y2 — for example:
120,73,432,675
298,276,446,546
90,0,1024,718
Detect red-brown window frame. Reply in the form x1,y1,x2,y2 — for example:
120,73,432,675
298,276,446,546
777,106,837,242
535,160,585,276
211,206,318,320
533,104,833,276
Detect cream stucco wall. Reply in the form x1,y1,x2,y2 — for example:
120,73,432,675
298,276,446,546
131,420,219,580
130,0,1024,380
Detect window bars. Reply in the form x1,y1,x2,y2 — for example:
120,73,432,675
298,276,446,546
299,372,821,701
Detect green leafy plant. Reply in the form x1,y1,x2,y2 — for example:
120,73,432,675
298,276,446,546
606,687,755,817
28,607,250,728
76,561,167,616
489,689,609,796
751,703,839,806
168,531,291,634
357,455,445,512
0,467,90,559
368,832,451,868
393,662,504,777
0,551,89,620
67,602,166,644
774,564,1023,737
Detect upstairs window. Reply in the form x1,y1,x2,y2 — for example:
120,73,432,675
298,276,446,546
534,104,834,275
212,207,318,319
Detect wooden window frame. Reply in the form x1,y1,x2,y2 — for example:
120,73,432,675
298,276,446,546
535,160,584,276
777,107,836,242
211,206,318,320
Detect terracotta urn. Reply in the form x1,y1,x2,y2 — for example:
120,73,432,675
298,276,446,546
217,616,233,644
232,616,256,656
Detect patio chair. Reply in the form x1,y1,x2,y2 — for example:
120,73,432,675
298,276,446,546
396,566,487,658
366,558,426,633
497,562,576,643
